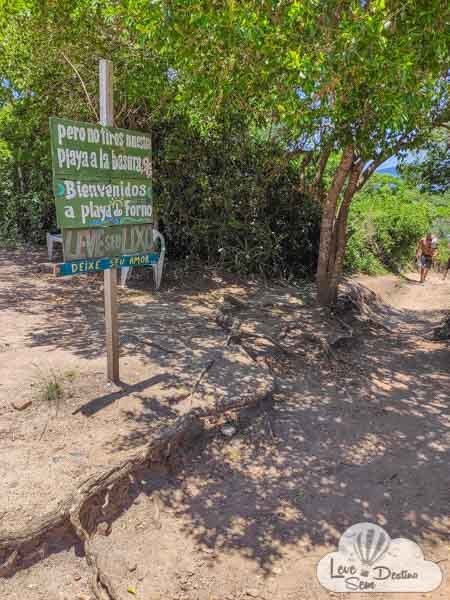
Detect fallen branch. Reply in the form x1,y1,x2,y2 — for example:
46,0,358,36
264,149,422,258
187,358,216,403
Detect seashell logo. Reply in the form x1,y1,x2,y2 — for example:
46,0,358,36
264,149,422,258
317,523,442,593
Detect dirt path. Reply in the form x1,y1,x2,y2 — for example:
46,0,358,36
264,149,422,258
101,272,447,600
357,271,450,313
0,250,274,537
0,254,449,600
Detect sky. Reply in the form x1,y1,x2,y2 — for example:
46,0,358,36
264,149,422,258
379,156,397,169
377,150,424,173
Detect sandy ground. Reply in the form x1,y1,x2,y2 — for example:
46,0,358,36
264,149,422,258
0,250,449,600
0,250,274,534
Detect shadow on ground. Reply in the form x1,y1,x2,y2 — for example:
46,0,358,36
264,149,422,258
1,249,449,579
86,281,449,582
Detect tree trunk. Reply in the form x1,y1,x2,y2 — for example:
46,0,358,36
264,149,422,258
17,165,25,194
326,162,363,304
297,152,314,194
313,145,331,204
316,146,354,305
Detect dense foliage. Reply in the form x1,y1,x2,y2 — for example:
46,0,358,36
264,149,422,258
0,1,448,293
154,119,321,277
399,128,450,193
0,110,321,277
346,175,438,274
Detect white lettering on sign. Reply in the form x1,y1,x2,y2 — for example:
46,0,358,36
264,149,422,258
62,180,148,200
57,148,90,170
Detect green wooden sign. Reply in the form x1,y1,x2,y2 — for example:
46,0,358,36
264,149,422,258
54,252,160,277
50,117,152,229
62,225,154,261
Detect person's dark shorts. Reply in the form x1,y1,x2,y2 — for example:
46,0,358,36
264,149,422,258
421,255,433,269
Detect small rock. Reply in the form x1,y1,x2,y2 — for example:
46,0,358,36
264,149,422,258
271,566,282,575
246,589,259,598
12,399,32,411
96,522,110,536
127,561,137,572
73,571,82,581
221,424,236,438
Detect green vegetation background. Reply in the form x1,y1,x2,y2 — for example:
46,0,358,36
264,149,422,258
0,0,448,278
1,114,448,277
1,107,448,277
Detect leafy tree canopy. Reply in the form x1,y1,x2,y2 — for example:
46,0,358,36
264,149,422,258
399,128,450,193
0,0,449,302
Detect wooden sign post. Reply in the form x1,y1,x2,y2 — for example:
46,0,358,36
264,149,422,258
99,59,119,383
50,59,156,385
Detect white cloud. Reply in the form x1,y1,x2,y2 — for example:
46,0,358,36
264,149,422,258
317,522,442,593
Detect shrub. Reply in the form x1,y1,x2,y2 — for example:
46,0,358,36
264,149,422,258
345,175,435,274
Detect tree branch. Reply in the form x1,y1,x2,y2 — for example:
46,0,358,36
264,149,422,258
356,133,419,191
61,53,99,120
357,108,450,192
313,145,332,193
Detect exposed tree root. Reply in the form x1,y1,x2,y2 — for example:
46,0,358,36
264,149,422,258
279,322,344,361
242,331,294,356
222,293,252,310
432,313,450,340
0,549,18,577
337,281,395,334
218,292,357,363
0,386,274,593
122,332,180,354
301,332,337,361
216,300,294,358
215,293,352,365
222,292,310,315
69,508,118,600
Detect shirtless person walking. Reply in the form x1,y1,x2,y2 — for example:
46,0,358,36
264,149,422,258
416,233,436,283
